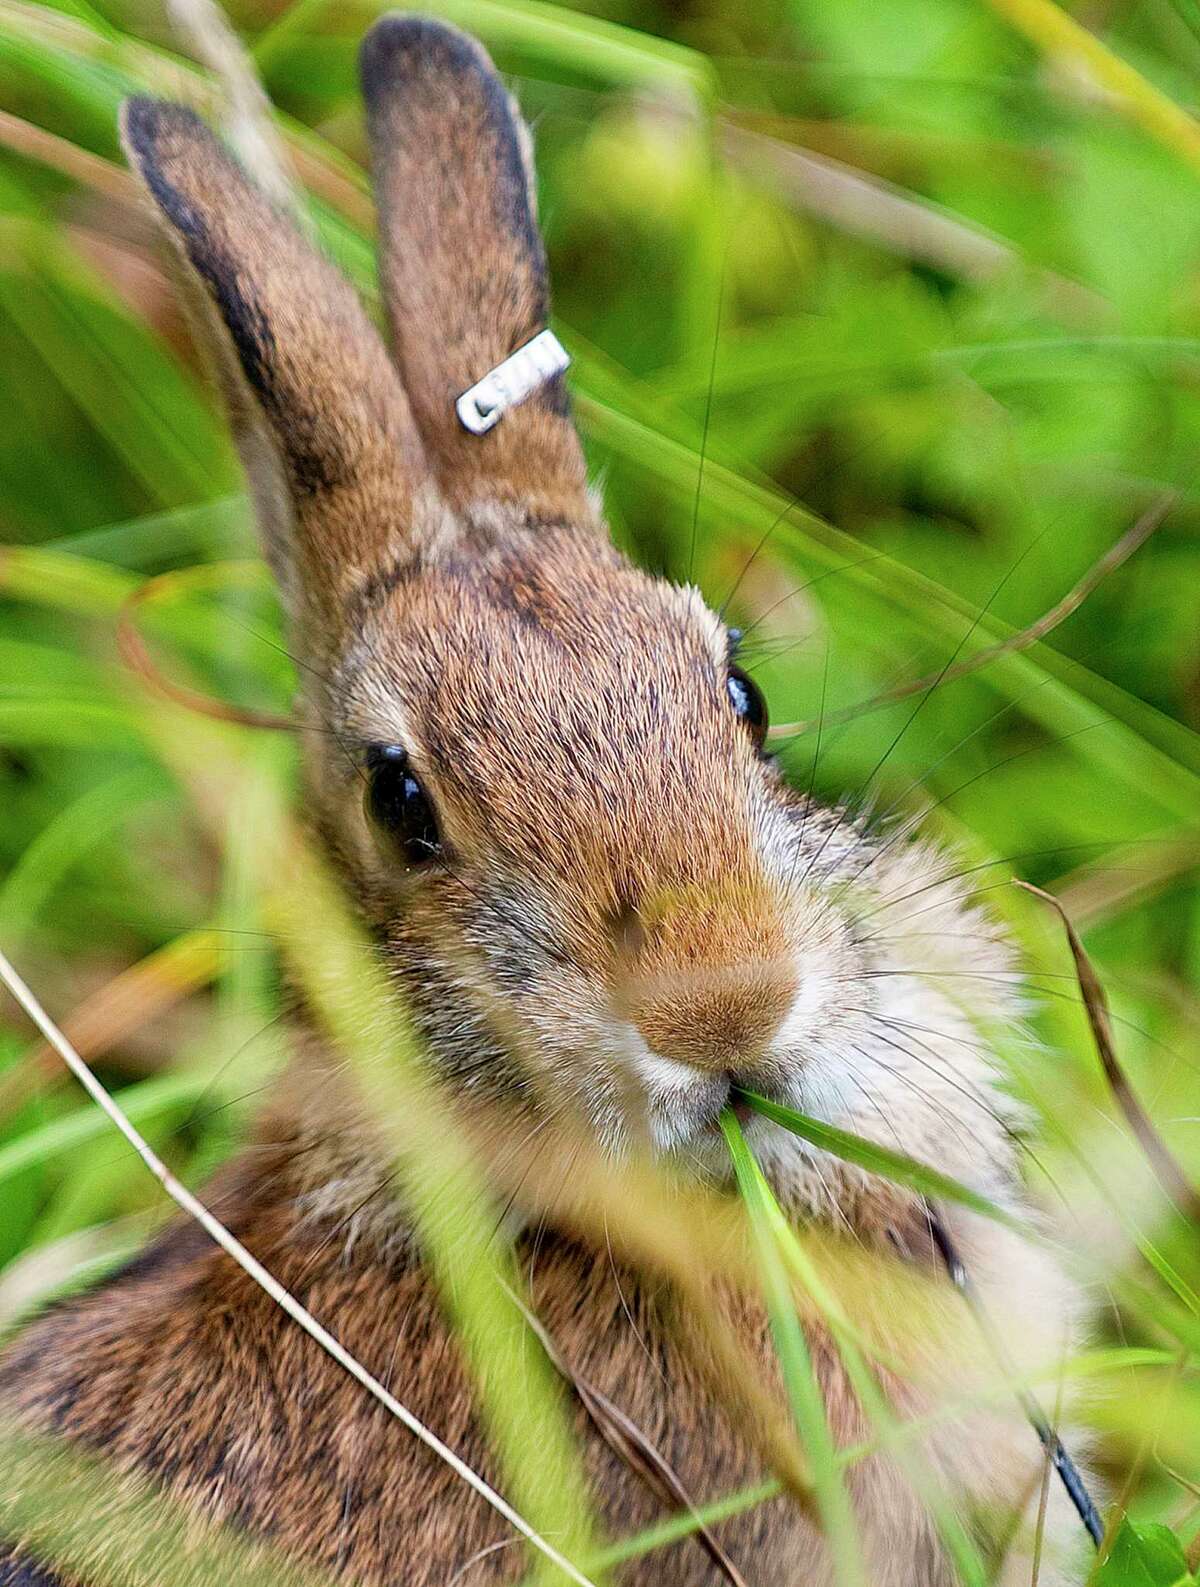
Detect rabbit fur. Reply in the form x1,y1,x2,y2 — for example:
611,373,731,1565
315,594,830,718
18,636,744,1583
0,16,1090,1586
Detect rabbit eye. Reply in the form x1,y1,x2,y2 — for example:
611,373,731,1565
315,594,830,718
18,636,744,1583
364,745,441,865
726,665,768,747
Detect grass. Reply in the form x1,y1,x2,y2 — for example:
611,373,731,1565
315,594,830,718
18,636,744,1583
1,0,1200,1581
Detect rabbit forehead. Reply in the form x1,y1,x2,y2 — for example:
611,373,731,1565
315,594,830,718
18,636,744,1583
343,532,762,873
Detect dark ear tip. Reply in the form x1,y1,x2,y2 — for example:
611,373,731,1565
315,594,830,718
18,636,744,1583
359,13,494,106
120,97,212,166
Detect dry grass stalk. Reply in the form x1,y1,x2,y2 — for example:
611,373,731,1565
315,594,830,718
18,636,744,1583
0,110,137,202
720,120,1104,323
0,929,222,1123
1054,834,1200,929
117,567,297,730
1017,880,1200,1223
166,0,300,217
509,1284,751,1587
768,495,1173,740
0,946,600,1587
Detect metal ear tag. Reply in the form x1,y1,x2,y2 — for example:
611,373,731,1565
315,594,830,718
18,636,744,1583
456,329,571,435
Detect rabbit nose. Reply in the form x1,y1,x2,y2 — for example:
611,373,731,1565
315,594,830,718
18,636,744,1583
608,877,797,1071
628,959,797,1073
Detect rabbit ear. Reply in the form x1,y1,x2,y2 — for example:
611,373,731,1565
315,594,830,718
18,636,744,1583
360,16,591,524
121,98,425,621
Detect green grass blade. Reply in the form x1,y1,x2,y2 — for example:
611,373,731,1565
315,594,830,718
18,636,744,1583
735,1089,1019,1228
721,1108,865,1586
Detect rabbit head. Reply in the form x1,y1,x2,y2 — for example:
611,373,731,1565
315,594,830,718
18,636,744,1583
121,16,1021,1200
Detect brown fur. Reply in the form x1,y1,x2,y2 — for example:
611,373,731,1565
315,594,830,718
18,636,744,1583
1,15,1089,1585
0,1096,987,1586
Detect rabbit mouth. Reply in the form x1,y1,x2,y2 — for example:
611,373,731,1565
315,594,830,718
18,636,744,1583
626,1038,789,1159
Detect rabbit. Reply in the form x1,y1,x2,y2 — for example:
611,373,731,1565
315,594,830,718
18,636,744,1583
0,15,1091,1587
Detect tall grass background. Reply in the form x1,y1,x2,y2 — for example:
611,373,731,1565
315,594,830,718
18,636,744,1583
1,0,1200,1580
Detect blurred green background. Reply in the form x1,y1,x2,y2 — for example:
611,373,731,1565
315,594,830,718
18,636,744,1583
2,0,1200,1570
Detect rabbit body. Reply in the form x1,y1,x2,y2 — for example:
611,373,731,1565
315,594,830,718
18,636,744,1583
1,1080,1081,1586
1,15,1088,1585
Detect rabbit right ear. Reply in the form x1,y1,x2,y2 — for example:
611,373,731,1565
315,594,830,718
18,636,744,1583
121,98,425,625
360,17,592,526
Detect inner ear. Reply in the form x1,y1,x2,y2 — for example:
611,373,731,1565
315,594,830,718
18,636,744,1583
121,97,426,625
360,16,592,527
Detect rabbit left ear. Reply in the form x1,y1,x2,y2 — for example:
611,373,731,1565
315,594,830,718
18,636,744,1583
121,98,425,621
